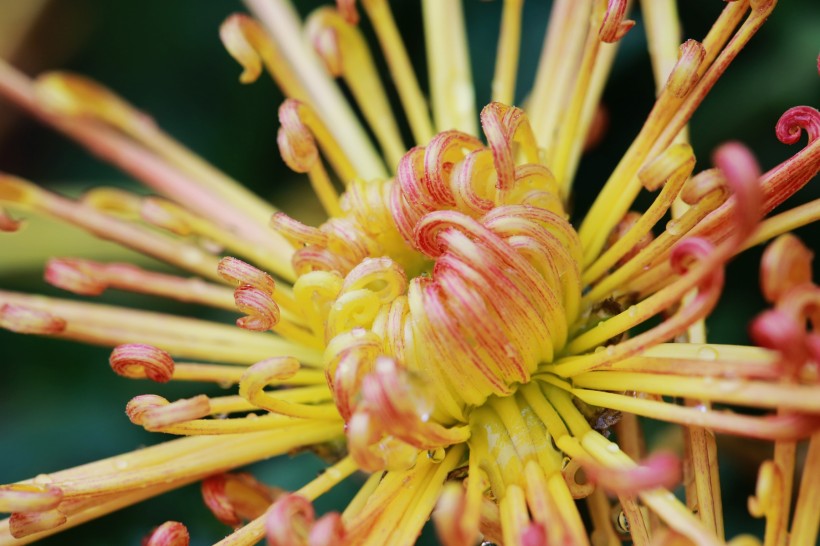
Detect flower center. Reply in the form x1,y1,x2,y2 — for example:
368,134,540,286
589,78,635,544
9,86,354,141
275,102,581,422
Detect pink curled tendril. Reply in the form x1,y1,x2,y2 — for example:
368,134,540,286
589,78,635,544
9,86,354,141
775,105,820,146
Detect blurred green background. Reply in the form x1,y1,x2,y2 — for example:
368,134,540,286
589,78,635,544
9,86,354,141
0,0,818,544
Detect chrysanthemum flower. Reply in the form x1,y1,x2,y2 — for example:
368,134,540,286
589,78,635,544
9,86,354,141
1,0,819,545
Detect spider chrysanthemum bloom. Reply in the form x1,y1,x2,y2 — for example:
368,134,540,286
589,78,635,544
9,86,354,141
1,0,819,545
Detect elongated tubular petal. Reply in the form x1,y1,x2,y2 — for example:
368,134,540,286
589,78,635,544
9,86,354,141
0,175,224,283
580,0,771,263
685,140,820,258
144,521,190,546
605,353,780,381
422,0,476,135
372,445,465,546
583,142,695,284
357,0,434,145
0,424,345,544
270,213,328,248
306,7,406,169
0,63,290,273
0,484,190,544
566,386,820,441
491,0,524,105
277,100,342,217
666,40,707,99
0,290,322,366
572,371,820,412
527,0,593,151
244,0,387,180
790,432,820,545
20,422,343,500
583,451,682,496
564,238,725,363
582,169,728,305
45,258,237,310
34,71,286,251
568,141,764,365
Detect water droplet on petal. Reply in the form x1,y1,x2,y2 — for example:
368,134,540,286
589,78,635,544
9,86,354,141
666,219,684,236
427,447,446,463
697,346,719,361
606,443,620,453
33,474,53,485
114,459,129,470
718,379,742,393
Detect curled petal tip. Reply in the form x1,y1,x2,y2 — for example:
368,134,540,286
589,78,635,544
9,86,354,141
240,357,300,395
680,168,727,205
775,105,820,146
277,100,319,173
234,285,281,331
307,19,344,77
143,521,190,546
670,237,714,275
270,212,329,247
747,460,781,521
127,394,210,429
0,304,66,334
218,257,276,295
266,494,314,546
202,473,282,528
110,344,175,383
585,451,682,495
220,14,264,84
